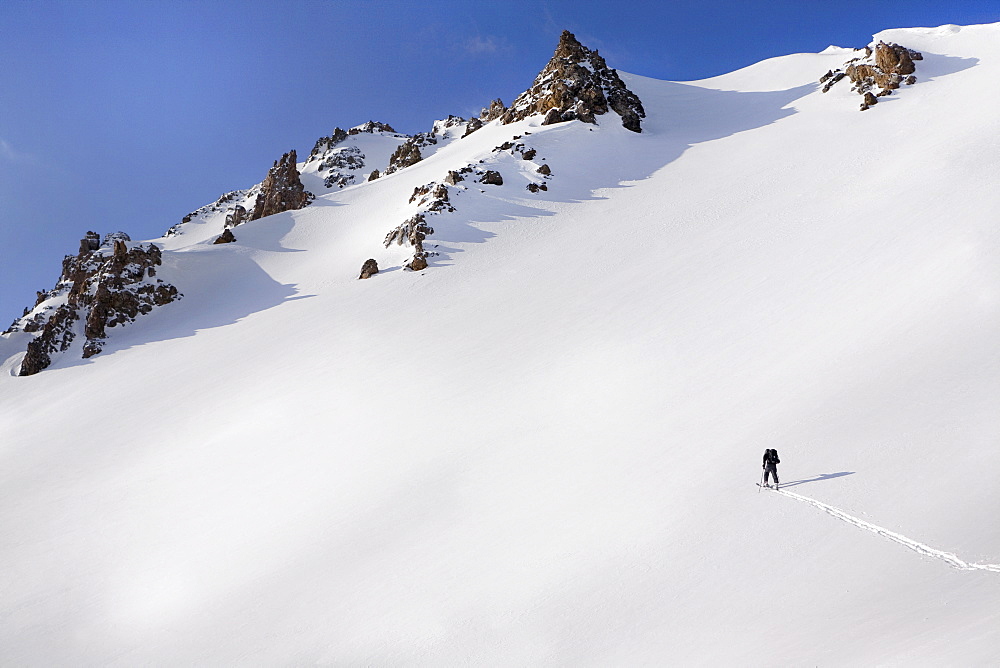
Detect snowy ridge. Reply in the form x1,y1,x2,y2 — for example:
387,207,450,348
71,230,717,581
773,487,1000,573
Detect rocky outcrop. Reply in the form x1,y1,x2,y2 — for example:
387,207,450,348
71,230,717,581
18,304,77,376
462,117,484,138
249,150,313,221
481,99,507,122
500,31,645,132
820,70,847,93
384,213,434,253
406,255,428,271
349,121,396,135
225,205,248,228
79,231,100,254
409,182,455,212
480,170,503,186
306,122,398,165
384,139,423,175
214,229,237,244
166,190,251,237
320,146,366,188
358,258,379,279
304,123,403,190
822,41,922,110
12,233,181,375
847,42,920,92
307,127,349,161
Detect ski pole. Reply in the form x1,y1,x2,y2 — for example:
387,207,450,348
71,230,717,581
758,467,765,493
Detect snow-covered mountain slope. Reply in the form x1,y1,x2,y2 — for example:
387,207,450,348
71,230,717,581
2,23,1000,665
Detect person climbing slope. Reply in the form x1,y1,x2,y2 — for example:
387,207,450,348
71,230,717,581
762,448,780,488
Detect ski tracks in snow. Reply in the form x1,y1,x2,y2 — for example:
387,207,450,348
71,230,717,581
773,487,1000,573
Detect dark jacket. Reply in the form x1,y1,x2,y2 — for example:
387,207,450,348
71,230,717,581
762,449,780,468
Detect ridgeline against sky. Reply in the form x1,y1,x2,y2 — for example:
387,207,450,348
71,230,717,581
1,1,997,320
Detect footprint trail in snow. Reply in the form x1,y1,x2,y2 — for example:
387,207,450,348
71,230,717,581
772,487,1000,573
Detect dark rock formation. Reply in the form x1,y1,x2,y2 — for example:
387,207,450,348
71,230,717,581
79,231,101,254
18,304,77,376
408,182,454,212
406,255,428,271
349,121,397,135
384,139,423,175
526,182,548,193
351,123,375,136
537,163,552,176
481,99,507,122
384,214,434,255
822,41,922,110
480,170,503,186
500,31,645,133
368,169,380,181
319,146,366,188
214,229,237,244
166,190,251,237
249,150,313,221
821,71,847,93
307,127,349,162
444,170,464,185
103,231,131,247
358,258,379,279
225,205,248,228
14,234,181,375
462,117,484,138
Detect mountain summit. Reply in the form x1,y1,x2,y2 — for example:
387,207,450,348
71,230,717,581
501,30,646,132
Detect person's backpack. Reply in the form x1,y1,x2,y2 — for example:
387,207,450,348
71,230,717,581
771,449,780,464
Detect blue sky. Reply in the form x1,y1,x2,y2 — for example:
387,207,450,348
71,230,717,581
2,0,997,321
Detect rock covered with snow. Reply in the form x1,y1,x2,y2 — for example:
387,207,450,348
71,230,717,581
166,189,255,238
12,233,181,375
500,30,646,132
225,205,248,228
304,122,403,189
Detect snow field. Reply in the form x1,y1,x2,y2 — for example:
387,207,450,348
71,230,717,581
2,22,1000,665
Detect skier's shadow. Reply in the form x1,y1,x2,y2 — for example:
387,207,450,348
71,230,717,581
779,472,855,489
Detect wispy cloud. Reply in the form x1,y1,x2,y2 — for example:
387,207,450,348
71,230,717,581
0,137,37,165
463,35,509,56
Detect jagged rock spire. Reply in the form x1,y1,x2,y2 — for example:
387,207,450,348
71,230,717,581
500,30,646,132
249,150,313,221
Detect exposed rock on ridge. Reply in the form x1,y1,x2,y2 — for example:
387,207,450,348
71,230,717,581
9,232,181,375
500,30,646,132
305,122,402,189
821,41,922,110
249,150,313,221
